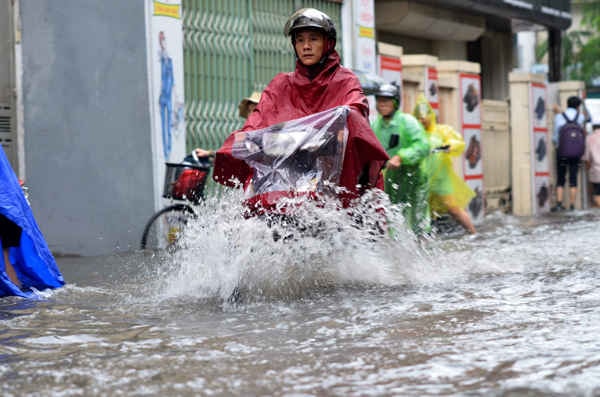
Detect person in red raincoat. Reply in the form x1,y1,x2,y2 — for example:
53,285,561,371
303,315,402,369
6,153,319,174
213,8,388,212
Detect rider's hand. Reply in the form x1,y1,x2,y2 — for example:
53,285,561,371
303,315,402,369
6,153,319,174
386,155,401,170
194,148,214,158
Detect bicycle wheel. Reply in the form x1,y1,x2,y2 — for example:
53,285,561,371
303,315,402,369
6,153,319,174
140,204,196,251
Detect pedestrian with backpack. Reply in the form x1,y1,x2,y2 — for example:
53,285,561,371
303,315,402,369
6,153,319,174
551,96,591,211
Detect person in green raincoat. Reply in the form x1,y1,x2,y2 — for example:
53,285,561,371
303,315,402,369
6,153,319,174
413,94,476,234
371,83,431,235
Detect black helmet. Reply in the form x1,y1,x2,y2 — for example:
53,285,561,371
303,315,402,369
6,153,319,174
375,83,400,101
283,8,336,42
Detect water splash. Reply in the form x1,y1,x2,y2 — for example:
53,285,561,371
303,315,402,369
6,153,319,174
148,189,561,304
149,188,466,303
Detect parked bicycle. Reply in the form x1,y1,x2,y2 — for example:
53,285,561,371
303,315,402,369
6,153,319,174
140,150,214,251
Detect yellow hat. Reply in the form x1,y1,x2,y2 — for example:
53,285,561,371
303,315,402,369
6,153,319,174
238,91,262,118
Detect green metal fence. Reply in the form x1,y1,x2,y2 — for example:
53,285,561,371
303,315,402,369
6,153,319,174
183,0,253,152
182,0,342,152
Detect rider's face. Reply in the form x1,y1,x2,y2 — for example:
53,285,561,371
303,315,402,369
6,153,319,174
376,97,396,117
294,30,325,66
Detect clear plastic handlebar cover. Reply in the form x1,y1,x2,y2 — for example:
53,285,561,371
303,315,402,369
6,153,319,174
232,106,349,198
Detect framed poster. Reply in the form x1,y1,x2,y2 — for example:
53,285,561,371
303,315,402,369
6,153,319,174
530,82,549,215
535,176,551,213
425,67,439,116
379,54,402,109
150,0,185,163
466,178,484,224
379,55,402,85
149,0,186,210
463,128,483,176
354,0,376,74
460,74,481,126
459,73,484,222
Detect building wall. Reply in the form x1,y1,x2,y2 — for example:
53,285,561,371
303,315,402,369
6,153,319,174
376,31,466,61
375,0,514,101
0,1,12,104
432,40,467,61
376,32,430,55
0,0,16,168
479,30,513,100
377,30,513,100
20,1,155,255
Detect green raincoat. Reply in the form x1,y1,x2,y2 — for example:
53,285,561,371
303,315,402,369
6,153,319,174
371,110,431,234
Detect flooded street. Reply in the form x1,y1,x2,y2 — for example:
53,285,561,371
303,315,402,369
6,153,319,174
2,195,600,396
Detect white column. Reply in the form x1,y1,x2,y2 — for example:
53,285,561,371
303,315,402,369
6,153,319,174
516,31,536,73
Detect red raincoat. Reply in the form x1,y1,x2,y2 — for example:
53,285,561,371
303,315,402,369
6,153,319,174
213,51,388,211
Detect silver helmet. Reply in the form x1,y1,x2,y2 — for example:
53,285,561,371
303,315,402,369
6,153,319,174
283,8,336,41
375,83,400,101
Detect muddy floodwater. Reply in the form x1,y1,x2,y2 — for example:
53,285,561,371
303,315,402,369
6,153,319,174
2,194,600,396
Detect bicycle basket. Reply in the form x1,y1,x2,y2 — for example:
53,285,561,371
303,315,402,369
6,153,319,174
163,163,209,202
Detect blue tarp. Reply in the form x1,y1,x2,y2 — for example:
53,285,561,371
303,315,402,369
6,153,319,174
0,147,64,298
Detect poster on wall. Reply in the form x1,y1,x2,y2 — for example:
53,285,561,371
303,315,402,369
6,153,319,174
463,128,483,176
460,74,481,126
379,55,402,85
535,176,551,213
459,73,483,223
425,67,439,116
466,179,485,223
150,0,185,164
464,132,484,224
379,55,402,110
356,34,376,74
534,132,549,172
352,0,376,121
531,83,547,130
530,82,550,215
354,0,376,74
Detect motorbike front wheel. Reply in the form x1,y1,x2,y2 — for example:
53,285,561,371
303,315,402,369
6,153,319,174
140,204,196,251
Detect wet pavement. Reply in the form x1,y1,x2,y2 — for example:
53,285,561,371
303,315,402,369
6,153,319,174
2,199,600,396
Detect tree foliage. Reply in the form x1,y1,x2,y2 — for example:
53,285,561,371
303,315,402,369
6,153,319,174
576,1,600,83
536,2,600,84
